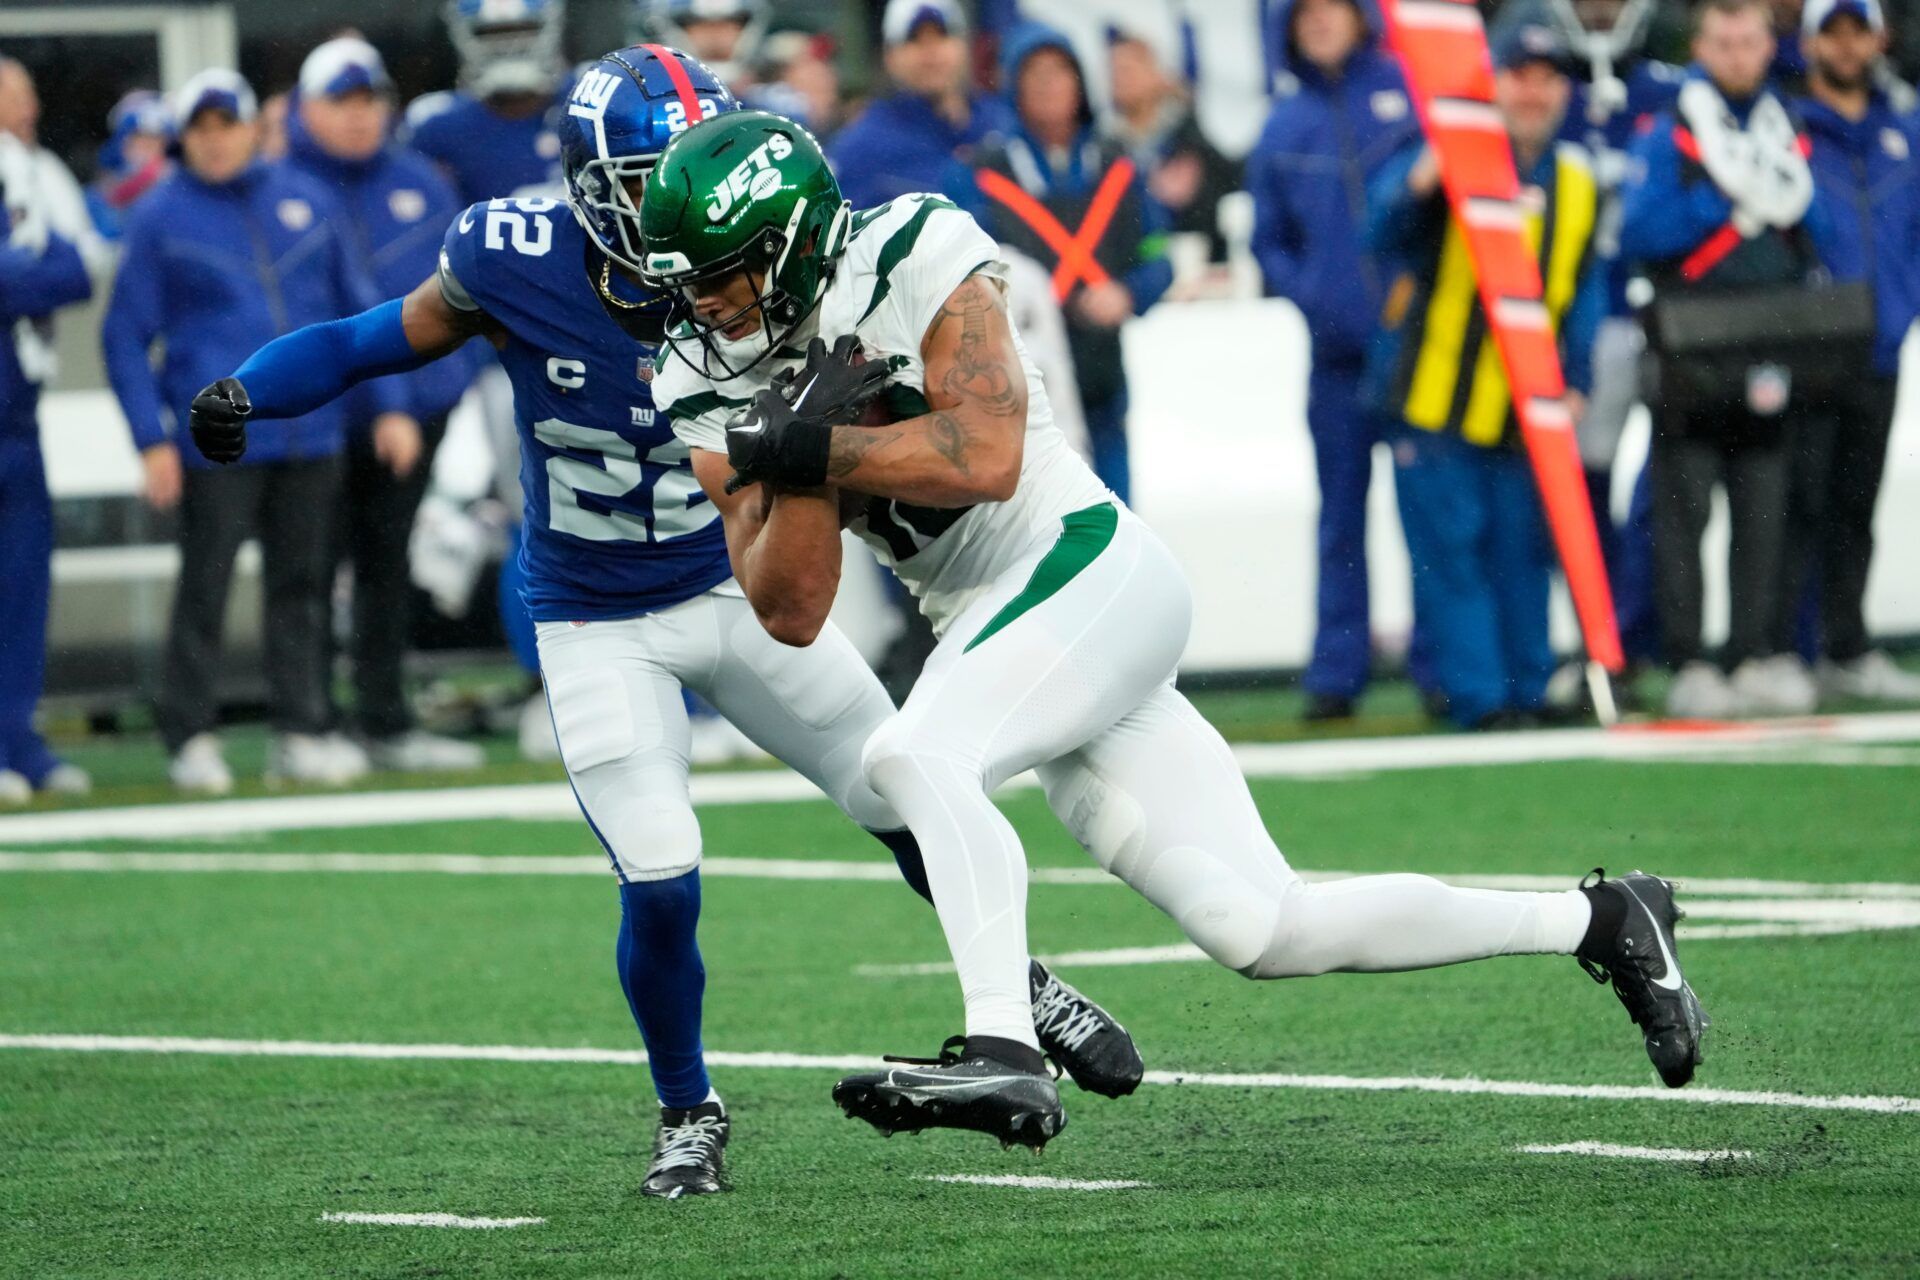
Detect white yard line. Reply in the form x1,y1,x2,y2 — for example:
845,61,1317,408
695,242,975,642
319,1212,544,1229
3,851,1914,902
1517,1142,1753,1162
3,1032,1916,1116
4,711,1916,844
919,1175,1151,1191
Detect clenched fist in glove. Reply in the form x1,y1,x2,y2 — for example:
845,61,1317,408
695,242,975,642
189,377,252,464
723,335,891,494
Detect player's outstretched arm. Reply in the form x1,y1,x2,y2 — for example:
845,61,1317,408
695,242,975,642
188,276,494,464
823,274,1027,507
691,449,844,647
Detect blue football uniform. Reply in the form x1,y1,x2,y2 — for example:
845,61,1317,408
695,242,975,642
406,91,565,203
436,195,731,621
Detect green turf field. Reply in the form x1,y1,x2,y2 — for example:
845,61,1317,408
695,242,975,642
3,725,1918,1277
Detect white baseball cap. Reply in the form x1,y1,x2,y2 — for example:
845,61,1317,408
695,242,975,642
883,0,967,46
1803,0,1884,36
299,37,393,99
172,69,258,129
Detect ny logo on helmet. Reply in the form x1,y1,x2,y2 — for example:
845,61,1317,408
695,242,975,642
706,132,794,224
569,69,619,120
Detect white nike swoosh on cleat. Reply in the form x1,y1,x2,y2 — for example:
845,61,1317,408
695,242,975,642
1622,880,1686,991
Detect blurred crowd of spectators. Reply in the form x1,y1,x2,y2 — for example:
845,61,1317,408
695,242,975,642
1,0,1918,801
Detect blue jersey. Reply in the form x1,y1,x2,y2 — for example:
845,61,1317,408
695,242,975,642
405,90,564,203
438,196,731,621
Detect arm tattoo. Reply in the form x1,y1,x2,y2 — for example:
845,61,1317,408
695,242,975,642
932,278,1024,419
826,426,904,480
929,411,970,476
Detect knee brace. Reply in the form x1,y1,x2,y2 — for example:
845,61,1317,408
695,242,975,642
593,791,702,883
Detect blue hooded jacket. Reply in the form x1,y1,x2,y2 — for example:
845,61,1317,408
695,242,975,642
0,212,92,443
829,88,1016,212
1246,0,1419,365
101,160,399,466
1797,90,1920,376
284,103,480,423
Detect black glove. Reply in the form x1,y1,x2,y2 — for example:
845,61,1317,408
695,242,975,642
723,386,832,495
189,377,251,464
778,335,891,420
723,336,892,494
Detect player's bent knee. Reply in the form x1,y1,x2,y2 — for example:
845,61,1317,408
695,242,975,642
597,793,702,883
859,712,968,791
1243,883,1340,980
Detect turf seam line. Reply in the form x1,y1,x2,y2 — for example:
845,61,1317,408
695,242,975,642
4,1033,1916,1115
1516,1142,1754,1162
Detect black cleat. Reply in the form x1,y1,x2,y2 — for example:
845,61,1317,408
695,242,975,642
832,1035,1066,1151
1576,869,1710,1088
1029,960,1144,1098
640,1099,729,1199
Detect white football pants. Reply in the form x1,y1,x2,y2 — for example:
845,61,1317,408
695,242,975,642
537,587,901,882
861,505,1592,1048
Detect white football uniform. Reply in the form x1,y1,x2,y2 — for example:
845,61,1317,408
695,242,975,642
659,194,1593,1048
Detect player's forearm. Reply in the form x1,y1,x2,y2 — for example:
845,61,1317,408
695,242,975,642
233,285,473,420
825,406,1021,508
740,487,843,647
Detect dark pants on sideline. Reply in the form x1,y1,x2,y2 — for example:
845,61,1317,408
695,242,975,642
1393,427,1554,727
1649,408,1790,671
1304,362,1377,700
157,457,343,752
0,436,57,782
1775,377,1896,663
339,414,447,739
1082,391,1130,506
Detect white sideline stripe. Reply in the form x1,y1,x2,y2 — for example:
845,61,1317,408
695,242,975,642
856,911,1919,975
1517,1142,1752,1163
320,1212,544,1229
4,852,1917,905
920,1175,1150,1191
5,711,1917,844
0,850,1109,885
3,1032,1917,1116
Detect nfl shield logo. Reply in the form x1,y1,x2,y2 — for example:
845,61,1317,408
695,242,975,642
636,359,655,384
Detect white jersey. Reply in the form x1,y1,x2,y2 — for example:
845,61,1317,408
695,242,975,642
654,193,1111,630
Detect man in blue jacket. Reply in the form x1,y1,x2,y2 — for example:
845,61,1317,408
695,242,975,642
1247,0,1416,721
102,70,402,794
1785,0,1920,701
287,38,485,772
0,139,94,804
829,0,1014,214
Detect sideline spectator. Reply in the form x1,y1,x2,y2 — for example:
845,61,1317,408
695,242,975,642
405,0,566,203
86,90,172,241
961,21,1172,504
748,29,842,136
101,71,398,793
286,38,485,771
828,0,1014,211
0,133,94,804
0,58,109,274
1619,0,1832,719
1246,0,1417,721
1784,0,1920,700
1370,20,1604,730
636,0,769,94
1107,24,1240,265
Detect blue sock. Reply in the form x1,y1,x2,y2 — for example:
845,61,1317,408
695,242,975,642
615,871,710,1109
870,827,932,904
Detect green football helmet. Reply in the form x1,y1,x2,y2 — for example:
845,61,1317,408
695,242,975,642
639,109,851,380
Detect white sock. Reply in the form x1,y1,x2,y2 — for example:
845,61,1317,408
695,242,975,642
1253,877,1593,978
865,751,1038,1048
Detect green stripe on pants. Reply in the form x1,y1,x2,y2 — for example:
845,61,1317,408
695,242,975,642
963,503,1119,654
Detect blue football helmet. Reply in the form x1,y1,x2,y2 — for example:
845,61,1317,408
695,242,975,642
445,0,568,99
560,44,738,280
